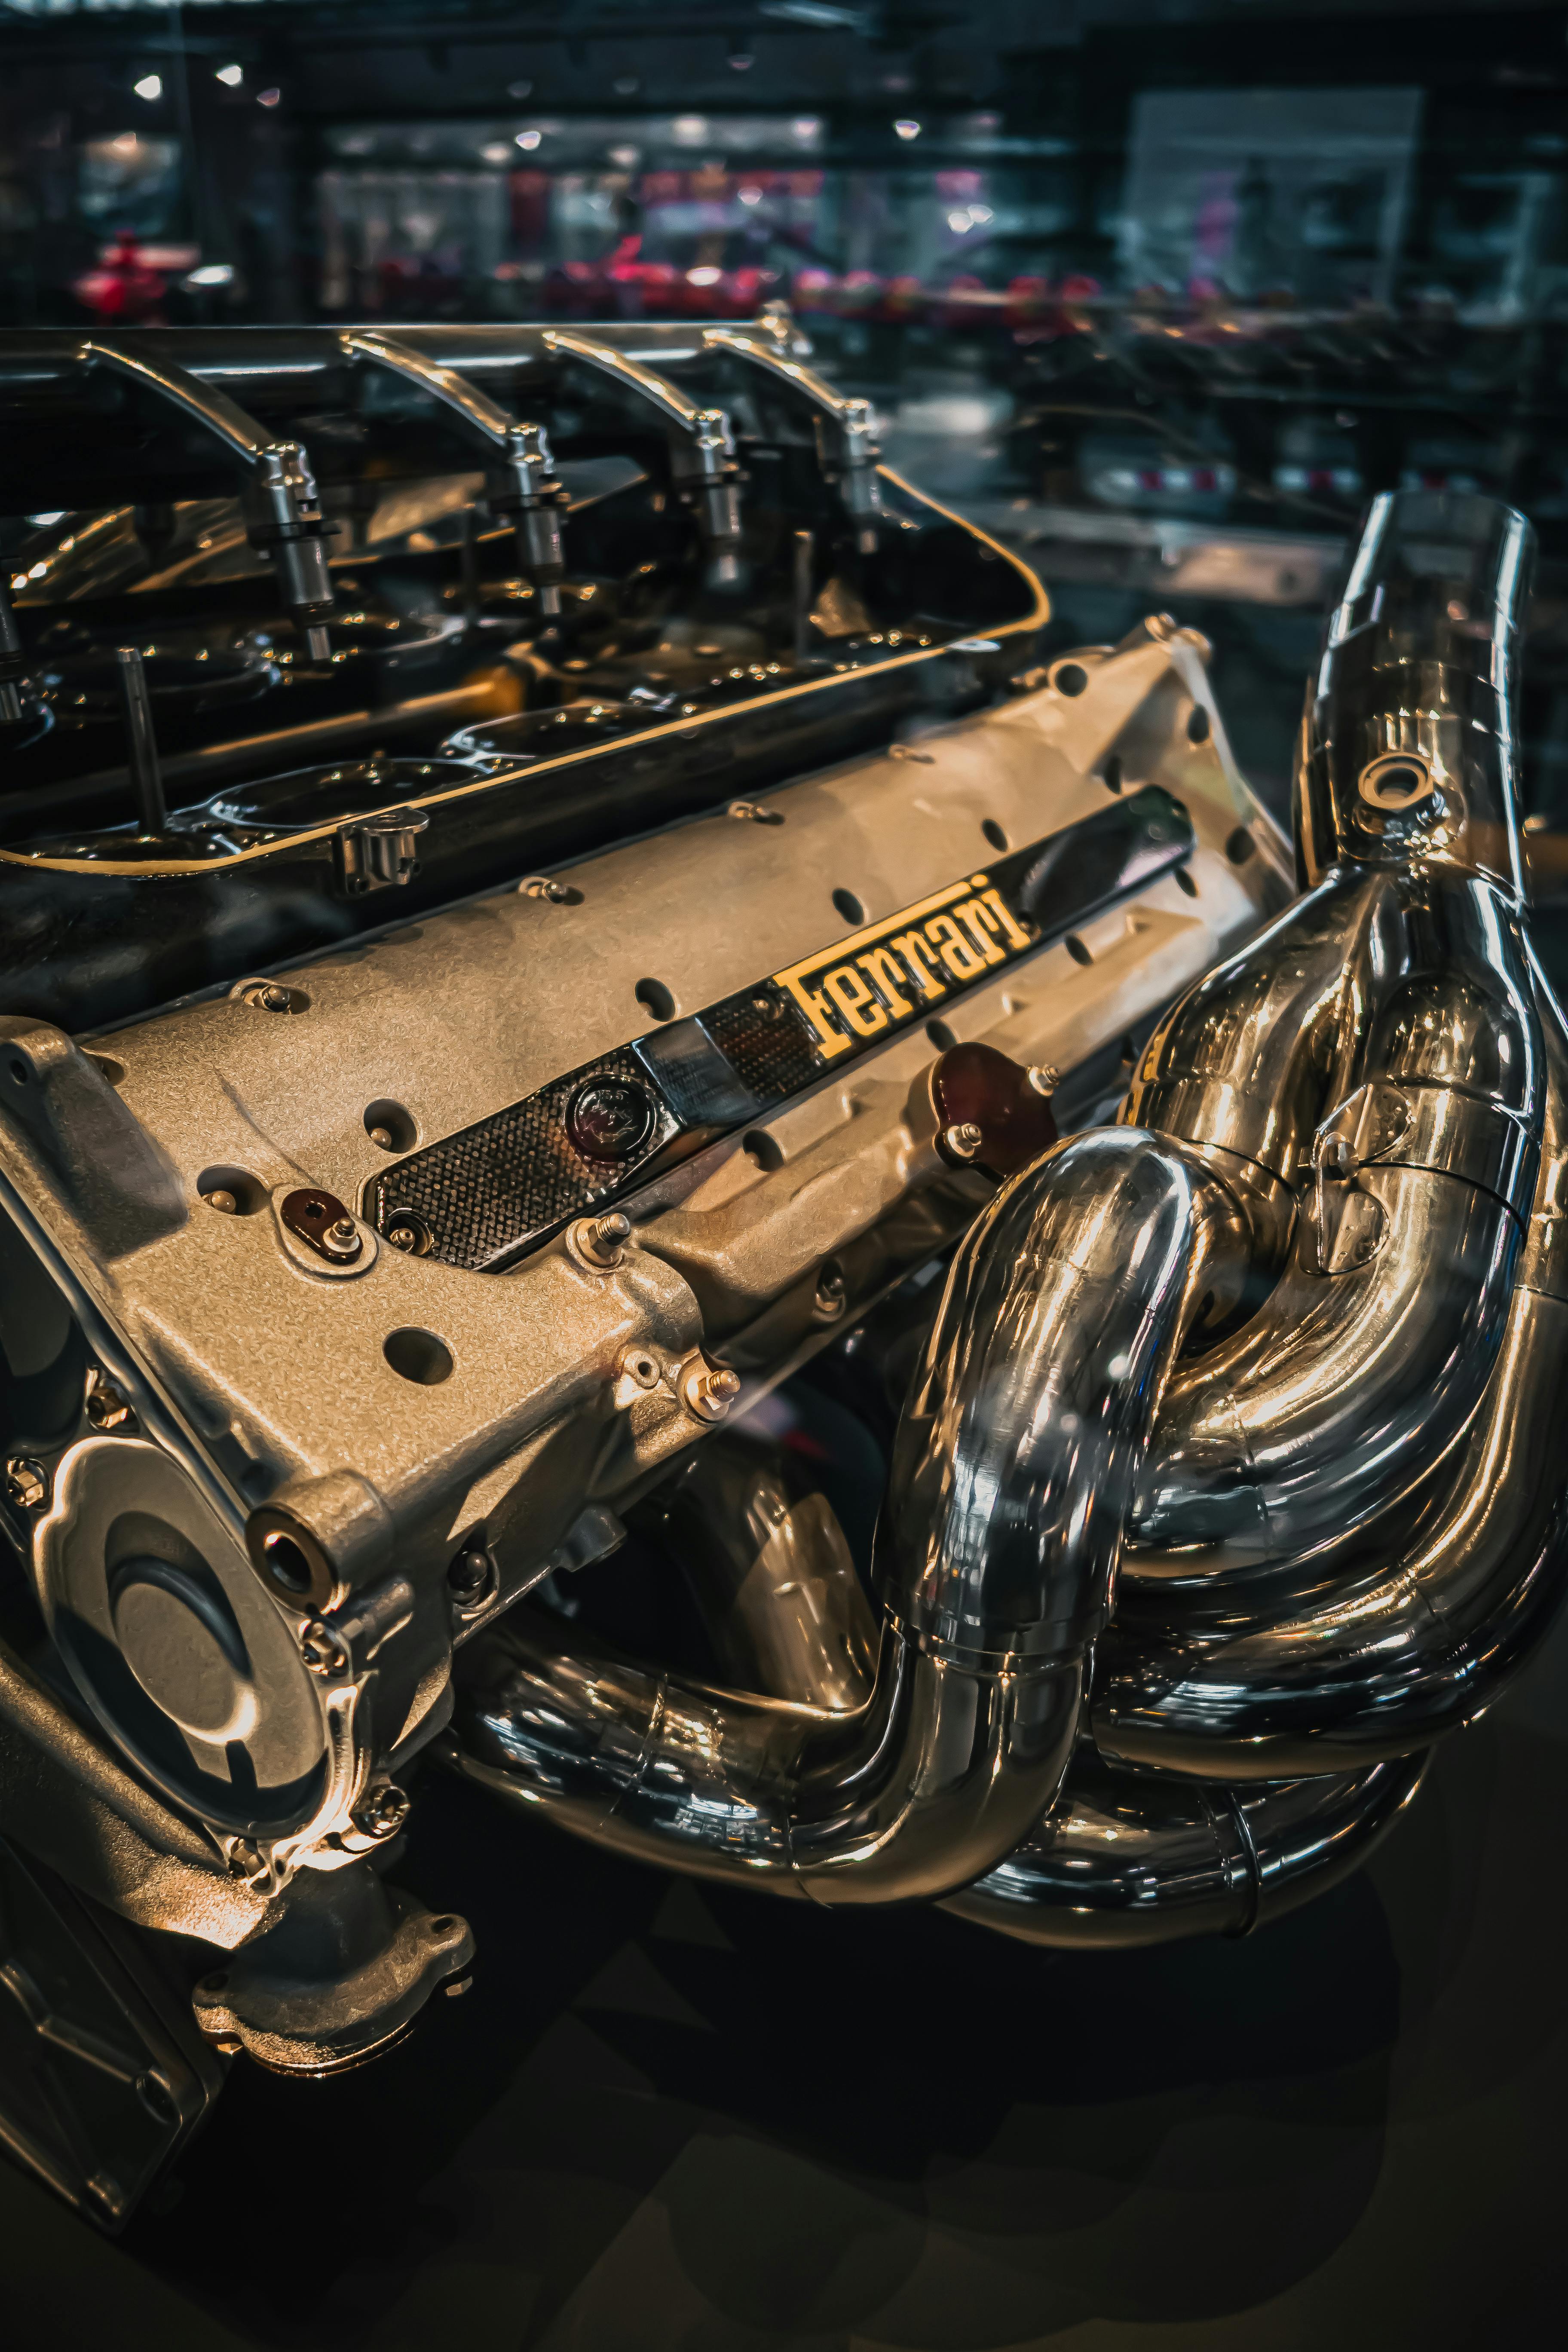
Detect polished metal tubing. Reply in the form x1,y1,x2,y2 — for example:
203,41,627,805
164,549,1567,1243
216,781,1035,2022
115,647,166,836
1293,488,1533,897
1119,493,1543,1581
652,1433,876,1714
451,1130,1243,1905
1096,968,1568,1776
941,1747,1427,1949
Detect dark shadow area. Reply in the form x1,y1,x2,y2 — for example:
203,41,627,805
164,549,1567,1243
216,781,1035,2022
3,1586,1566,2349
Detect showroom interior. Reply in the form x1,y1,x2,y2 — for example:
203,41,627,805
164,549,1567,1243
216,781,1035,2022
0,3,1565,2347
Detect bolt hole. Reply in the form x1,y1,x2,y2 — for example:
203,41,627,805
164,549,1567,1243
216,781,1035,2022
832,887,866,926
88,1054,126,1086
262,1532,314,1596
635,977,676,1023
925,1017,957,1050
980,818,1009,852
364,1099,417,1153
201,1974,229,1996
6,1054,31,1086
134,2073,178,2126
1186,705,1211,744
427,1914,459,1936
196,1165,266,1215
1174,865,1200,898
1101,754,1124,794
1226,827,1256,865
384,1327,454,1385
1053,662,1089,697
741,1127,783,1172
1364,761,1428,808
1065,934,1093,966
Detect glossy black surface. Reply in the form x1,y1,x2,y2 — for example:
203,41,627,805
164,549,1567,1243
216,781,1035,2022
5,1602,1567,2346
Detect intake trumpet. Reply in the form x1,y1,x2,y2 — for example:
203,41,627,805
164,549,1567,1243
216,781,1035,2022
453,489,1565,1946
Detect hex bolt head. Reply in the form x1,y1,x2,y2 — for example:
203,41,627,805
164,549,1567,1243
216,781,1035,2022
206,1188,239,1215
1026,1064,1061,1098
240,981,294,1013
940,1121,984,1164
447,1546,495,1607
4,1457,48,1511
814,1264,847,1317
299,1619,352,1678
679,1356,742,1422
84,1375,133,1432
322,1216,361,1262
351,1783,410,1841
574,1210,631,1268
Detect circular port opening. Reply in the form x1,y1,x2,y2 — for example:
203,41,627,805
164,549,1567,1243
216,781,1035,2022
196,1165,267,1216
384,1328,454,1386
1226,827,1256,865
832,888,866,926
1187,706,1211,744
364,1099,417,1153
1101,754,1124,794
742,1128,784,1173
1065,934,1093,966
635,977,676,1023
981,818,1009,852
261,1531,314,1597
1174,865,1199,898
1053,662,1089,697
925,1017,957,1050
1359,757,1435,812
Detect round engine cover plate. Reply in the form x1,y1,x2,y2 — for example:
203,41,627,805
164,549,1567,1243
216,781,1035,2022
33,1435,328,1838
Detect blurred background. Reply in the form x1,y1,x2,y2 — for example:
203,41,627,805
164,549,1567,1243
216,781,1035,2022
6,0,1568,868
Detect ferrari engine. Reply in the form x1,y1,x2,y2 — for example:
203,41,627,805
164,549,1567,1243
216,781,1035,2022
0,317,1552,2231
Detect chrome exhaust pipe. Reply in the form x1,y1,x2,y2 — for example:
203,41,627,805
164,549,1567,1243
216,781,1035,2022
450,489,1565,1945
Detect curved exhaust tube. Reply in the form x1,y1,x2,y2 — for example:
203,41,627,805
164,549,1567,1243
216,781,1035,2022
450,490,1565,1948
942,1748,1427,1950
452,1131,1240,1906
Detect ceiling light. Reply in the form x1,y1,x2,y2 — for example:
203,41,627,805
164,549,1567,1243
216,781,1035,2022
508,80,533,100
516,128,542,151
673,116,708,143
215,63,243,88
613,76,640,96
894,118,921,141
133,74,162,102
258,88,281,109
738,185,763,205
481,142,513,165
609,144,640,168
187,263,235,287
792,117,821,142
947,209,971,232
687,266,723,286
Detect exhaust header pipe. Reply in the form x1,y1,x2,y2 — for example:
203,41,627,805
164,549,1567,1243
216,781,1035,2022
450,490,1565,1948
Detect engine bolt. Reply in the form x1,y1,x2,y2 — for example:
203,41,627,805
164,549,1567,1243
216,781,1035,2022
206,1188,238,1215
300,1619,352,1678
447,1546,495,1607
574,1210,631,1267
520,874,574,902
351,1783,410,1841
368,1126,395,1151
940,1121,984,1164
814,1264,847,1318
85,1374,133,1432
4,1457,48,1511
680,1356,741,1422
322,1215,361,1262
240,981,294,1014
1027,1064,1060,1097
